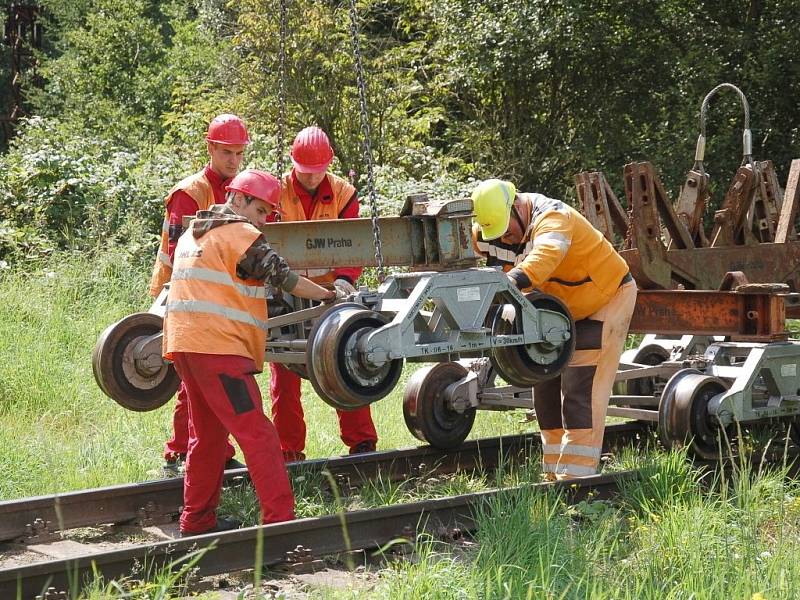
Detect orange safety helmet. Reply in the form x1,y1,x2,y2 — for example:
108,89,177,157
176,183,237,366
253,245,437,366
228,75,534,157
290,126,334,173
226,169,280,207
206,114,251,145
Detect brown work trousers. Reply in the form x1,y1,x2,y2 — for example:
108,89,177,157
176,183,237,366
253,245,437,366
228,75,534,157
533,280,637,479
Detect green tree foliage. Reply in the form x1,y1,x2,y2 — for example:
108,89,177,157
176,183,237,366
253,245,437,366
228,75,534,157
0,116,187,261
234,0,446,177
430,0,800,198
1,0,799,261
29,0,233,148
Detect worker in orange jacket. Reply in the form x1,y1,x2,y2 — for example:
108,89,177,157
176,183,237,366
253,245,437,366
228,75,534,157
164,169,339,536
150,114,250,475
471,179,637,480
269,126,378,461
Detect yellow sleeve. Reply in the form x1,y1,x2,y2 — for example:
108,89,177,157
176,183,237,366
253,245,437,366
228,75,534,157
512,212,573,287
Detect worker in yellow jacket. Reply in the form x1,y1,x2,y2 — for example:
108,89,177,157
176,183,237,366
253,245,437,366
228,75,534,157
471,179,637,479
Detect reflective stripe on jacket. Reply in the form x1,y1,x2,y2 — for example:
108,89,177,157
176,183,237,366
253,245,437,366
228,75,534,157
148,170,216,297
472,193,629,320
163,221,268,368
278,172,356,284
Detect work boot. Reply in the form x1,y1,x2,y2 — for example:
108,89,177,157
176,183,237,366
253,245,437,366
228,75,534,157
282,450,306,463
180,517,241,537
349,440,377,455
161,453,187,478
224,457,246,471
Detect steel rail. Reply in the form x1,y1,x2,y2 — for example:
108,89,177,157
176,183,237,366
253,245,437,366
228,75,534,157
0,471,639,599
0,422,652,544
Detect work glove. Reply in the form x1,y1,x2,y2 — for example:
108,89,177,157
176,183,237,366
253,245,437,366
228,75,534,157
333,278,357,296
322,287,348,304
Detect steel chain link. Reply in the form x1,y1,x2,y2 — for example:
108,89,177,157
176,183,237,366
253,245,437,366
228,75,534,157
347,0,385,282
276,0,289,176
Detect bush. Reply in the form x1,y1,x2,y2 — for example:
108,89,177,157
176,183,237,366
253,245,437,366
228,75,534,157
0,116,187,261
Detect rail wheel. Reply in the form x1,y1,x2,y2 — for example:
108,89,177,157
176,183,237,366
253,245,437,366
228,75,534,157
489,292,575,387
307,303,403,411
403,362,476,449
92,312,178,412
658,370,729,460
615,344,670,402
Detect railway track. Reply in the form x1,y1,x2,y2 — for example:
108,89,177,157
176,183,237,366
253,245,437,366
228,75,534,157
0,422,653,598
0,422,651,545
1,473,639,599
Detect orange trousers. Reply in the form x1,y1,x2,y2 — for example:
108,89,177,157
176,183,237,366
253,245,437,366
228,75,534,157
533,280,637,479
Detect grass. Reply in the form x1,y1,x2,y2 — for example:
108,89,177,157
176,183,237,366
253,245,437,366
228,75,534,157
5,250,800,599
328,449,800,600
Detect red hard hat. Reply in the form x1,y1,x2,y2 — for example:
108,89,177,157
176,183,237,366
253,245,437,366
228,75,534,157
226,169,280,207
206,114,251,145
290,126,334,173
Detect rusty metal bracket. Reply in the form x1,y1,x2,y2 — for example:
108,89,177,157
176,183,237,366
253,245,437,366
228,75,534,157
673,169,710,248
24,517,58,544
133,501,172,527
710,163,760,246
35,588,67,600
629,286,793,341
280,544,325,574
775,159,800,243
574,171,629,246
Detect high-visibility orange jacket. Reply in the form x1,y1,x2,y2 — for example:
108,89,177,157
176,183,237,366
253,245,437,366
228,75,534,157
278,172,359,284
473,193,629,320
163,215,269,369
149,168,220,297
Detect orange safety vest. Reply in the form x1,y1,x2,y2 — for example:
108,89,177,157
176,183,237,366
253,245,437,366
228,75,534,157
278,172,356,284
148,171,217,297
163,221,268,369
473,193,629,321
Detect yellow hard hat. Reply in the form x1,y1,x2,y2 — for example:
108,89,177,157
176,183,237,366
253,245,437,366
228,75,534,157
471,179,517,241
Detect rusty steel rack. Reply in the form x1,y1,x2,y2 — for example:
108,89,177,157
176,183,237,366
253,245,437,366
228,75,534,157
576,159,800,292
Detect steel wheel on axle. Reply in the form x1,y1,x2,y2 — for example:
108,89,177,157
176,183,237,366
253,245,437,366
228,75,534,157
489,292,575,387
403,362,476,449
614,343,670,403
92,312,179,411
306,303,403,411
658,370,729,460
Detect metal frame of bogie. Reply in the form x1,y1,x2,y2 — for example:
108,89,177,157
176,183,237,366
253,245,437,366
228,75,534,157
401,331,800,459
265,268,575,415
93,268,576,424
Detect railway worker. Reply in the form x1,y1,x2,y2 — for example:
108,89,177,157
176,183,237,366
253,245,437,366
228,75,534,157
471,179,637,480
163,169,339,535
268,126,378,461
150,114,250,476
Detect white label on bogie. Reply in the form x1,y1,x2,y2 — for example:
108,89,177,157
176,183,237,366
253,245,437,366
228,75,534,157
457,286,481,302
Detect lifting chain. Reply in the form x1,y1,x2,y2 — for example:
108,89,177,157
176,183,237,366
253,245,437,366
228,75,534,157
347,0,385,282
275,0,289,176
693,83,753,175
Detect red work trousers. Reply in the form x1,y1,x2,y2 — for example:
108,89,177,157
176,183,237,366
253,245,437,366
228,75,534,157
163,380,235,462
173,352,295,533
269,363,378,453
